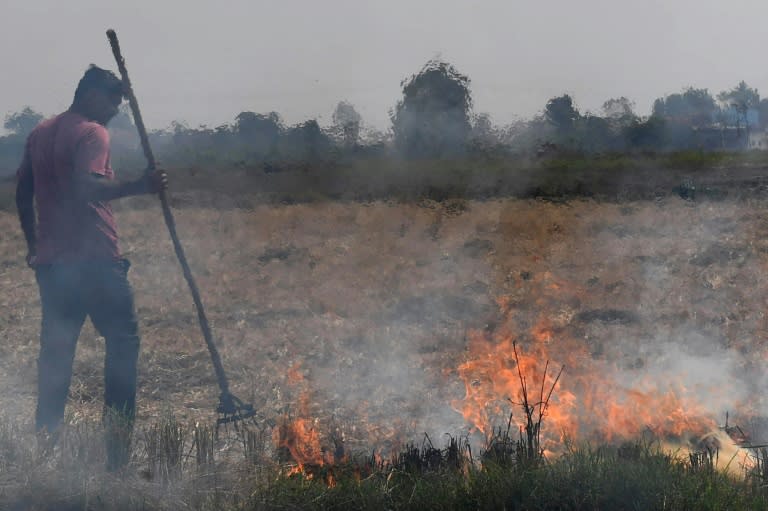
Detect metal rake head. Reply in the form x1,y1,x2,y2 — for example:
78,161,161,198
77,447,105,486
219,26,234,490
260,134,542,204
216,392,257,429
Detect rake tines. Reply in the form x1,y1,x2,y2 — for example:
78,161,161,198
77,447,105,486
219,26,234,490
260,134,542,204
216,392,257,433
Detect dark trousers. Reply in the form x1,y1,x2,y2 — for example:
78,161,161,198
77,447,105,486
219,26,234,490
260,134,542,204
35,259,140,466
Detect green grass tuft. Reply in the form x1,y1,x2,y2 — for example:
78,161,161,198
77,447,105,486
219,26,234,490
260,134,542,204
1,415,768,510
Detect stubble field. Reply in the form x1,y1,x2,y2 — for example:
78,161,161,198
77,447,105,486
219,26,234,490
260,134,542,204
3,188,768,458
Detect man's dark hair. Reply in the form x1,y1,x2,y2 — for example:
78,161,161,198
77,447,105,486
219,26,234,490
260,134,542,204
73,65,123,103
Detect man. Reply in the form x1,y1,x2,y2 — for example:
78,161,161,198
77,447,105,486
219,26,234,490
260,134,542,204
15,65,167,470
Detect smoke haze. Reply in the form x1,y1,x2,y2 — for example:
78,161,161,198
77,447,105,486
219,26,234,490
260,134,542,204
4,1,768,132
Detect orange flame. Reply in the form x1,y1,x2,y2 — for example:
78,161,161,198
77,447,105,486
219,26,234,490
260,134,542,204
275,360,342,476
453,310,722,451
274,416,333,469
287,361,304,386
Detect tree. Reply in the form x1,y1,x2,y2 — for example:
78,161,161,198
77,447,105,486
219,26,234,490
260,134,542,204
235,111,282,138
577,115,617,152
625,115,667,149
718,81,759,113
281,119,332,161
543,95,580,150
544,95,579,131
235,111,282,155
602,97,637,128
332,101,362,148
718,81,760,136
469,112,500,148
391,59,473,158
4,107,43,137
682,88,718,126
602,97,635,120
601,98,637,148
653,87,716,127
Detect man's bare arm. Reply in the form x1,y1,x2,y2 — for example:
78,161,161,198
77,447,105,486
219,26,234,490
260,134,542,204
73,169,168,203
15,167,36,259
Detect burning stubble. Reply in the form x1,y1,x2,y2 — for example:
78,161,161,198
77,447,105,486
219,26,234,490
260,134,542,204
4,196,768,470
448,199,768,458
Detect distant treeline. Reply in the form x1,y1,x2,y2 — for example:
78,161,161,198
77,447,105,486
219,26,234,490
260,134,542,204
3,59,768,176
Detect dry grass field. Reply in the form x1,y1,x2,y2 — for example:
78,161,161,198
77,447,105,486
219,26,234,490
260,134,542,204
0,183,768,509
3,188,768,466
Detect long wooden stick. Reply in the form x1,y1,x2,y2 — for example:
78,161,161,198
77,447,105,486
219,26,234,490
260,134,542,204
106,29,235,407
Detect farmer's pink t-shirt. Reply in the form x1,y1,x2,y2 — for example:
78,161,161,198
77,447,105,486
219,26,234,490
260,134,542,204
16,111,120,263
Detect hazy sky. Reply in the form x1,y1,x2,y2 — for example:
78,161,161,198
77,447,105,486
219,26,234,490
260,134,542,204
3,1,768,133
